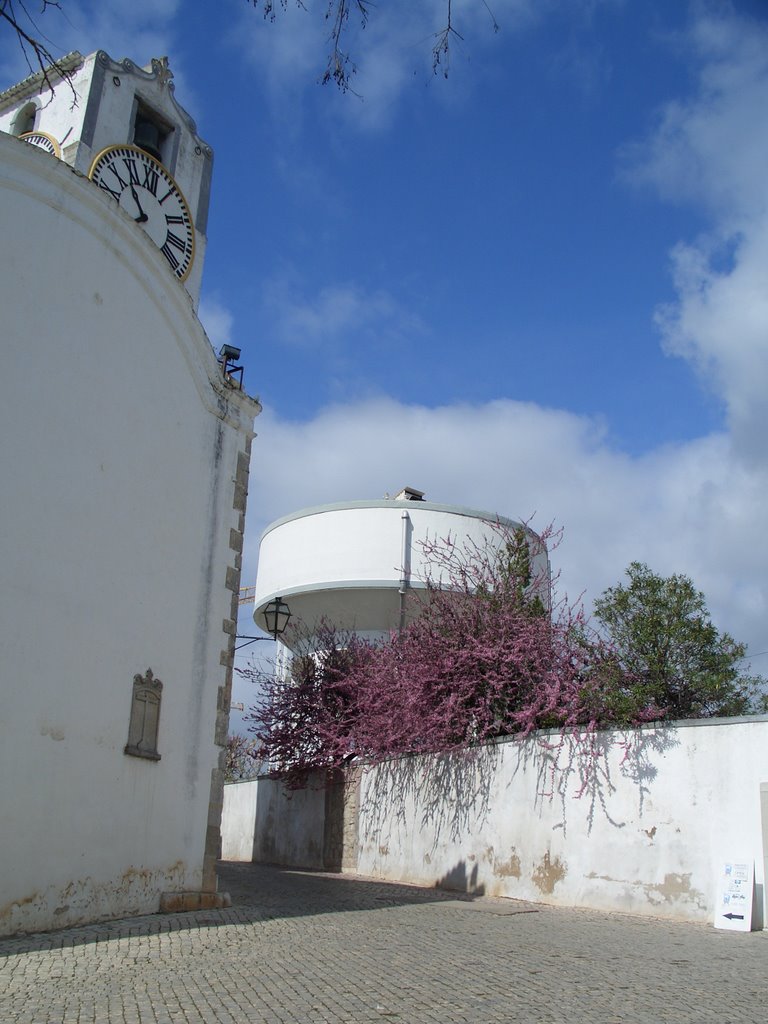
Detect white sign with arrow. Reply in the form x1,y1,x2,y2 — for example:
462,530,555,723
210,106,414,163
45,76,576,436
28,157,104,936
714,860,754,931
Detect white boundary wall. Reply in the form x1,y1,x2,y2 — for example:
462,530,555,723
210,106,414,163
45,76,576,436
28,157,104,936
221,782,260,862
224,717,768,925
358,717,768,925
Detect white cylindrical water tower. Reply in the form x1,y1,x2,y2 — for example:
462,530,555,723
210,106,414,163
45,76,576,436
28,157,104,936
253,489,549,650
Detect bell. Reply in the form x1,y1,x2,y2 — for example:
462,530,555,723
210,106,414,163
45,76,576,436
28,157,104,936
133,117,163,162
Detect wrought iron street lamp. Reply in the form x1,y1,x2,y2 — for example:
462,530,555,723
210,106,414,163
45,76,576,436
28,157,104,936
261,597,292,638
235,597,292,651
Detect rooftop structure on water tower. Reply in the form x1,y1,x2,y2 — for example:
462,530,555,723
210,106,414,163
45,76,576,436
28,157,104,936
0,49,213,306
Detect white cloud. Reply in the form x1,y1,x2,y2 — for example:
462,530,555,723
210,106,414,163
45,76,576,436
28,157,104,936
230,0,541,131
0,0,189,106
2,6,202,130
198,295,235,350
240,6,768,669
264,276,427,349
656,224,768,465
623,10,768,224
72,0,181,64
243,399,768,663
623,7,768,467
230,5,768,710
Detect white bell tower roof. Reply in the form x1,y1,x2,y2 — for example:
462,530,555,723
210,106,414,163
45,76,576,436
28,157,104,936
0,49,213,306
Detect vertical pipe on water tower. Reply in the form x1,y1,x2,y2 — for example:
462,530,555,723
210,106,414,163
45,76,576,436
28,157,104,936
398,510,410,633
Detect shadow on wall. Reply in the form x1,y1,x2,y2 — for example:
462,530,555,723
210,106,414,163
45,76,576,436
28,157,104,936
437,860,485,897
524,725,681,837
359,725,681,865
361,746,500,860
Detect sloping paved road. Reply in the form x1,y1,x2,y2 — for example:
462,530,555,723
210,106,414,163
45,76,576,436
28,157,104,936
1,862,766,1023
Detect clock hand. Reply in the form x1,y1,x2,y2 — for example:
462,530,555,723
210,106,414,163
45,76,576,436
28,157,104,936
129,183,149,224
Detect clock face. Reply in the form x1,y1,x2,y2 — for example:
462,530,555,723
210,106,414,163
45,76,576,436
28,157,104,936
88,144,195,282
19,131,61,158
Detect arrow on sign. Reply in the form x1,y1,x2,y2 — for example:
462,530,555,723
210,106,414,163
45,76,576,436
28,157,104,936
723,913,745,921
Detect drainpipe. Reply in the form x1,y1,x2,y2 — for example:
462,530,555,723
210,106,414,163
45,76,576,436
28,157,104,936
398,510,410,633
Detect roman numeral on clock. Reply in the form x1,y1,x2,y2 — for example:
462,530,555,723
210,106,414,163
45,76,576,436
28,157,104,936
89,146,194,281
97,179,121,202
109,164,129,190
142,164,159,195
161,242,181,272
122,158,141,185
164,231,187,254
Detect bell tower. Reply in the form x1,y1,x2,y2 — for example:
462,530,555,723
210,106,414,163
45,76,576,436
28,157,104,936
0,49,213,306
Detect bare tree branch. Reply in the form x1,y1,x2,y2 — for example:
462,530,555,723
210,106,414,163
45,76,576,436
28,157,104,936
246,0,500,92
0,0,77,101
320,0,371,93
431,0,462,79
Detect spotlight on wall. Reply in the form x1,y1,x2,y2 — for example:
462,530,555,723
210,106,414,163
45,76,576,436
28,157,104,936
219,344,244,389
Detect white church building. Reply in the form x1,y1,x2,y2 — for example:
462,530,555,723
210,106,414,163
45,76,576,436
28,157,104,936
0,51,259,934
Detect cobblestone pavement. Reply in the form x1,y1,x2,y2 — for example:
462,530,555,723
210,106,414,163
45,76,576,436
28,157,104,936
1,862,766,1024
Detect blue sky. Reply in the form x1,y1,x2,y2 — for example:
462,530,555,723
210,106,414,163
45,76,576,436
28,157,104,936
3,0,768,691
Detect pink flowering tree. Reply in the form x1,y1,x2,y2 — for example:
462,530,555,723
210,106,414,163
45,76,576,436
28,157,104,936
242,523,659,786
242,624,371,787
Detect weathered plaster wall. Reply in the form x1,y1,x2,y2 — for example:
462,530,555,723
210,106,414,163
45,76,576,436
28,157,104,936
221,781,260,862
228,718,768,925
251,778,328,870
224,770,361,871
0,133,258,935
356,718,768,925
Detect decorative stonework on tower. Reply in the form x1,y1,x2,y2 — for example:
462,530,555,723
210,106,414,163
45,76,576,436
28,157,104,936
0,49,213,306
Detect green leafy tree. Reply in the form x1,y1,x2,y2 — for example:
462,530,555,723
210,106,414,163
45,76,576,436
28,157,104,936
593,563,763,720
494,526,549,618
